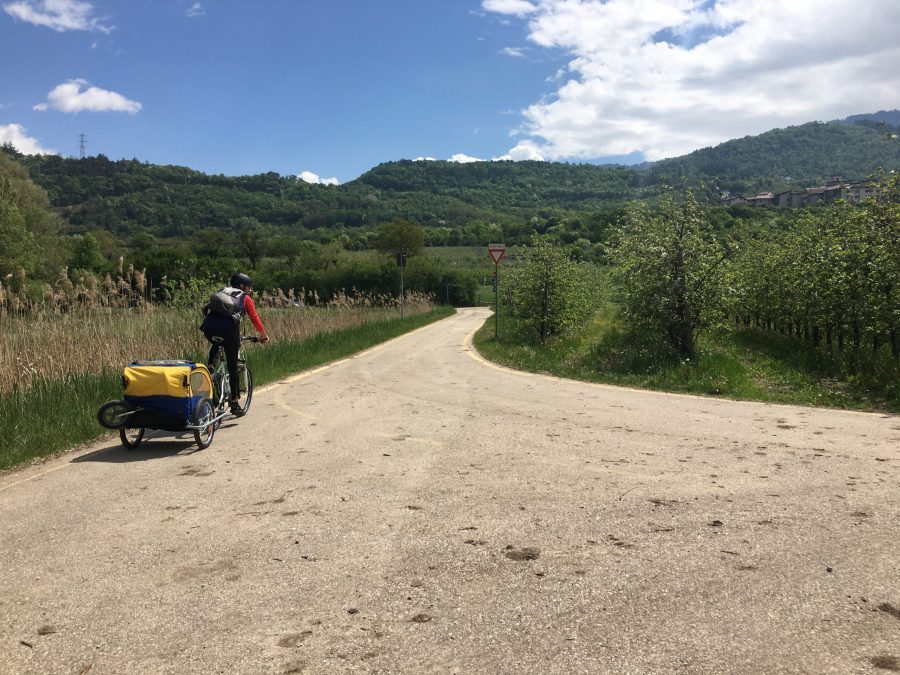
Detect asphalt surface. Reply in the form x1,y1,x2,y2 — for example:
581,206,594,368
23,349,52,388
1,307,898,674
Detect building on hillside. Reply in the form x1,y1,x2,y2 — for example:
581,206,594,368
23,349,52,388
842,180,875,202
803,187,827,205
774,190,796,207
718,178,879,208
721,195,748,205
746,192,775,207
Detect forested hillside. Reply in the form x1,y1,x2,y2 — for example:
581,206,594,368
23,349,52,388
643,120,900,194
355,160,641,208
8,116,898,247
1,113,897,299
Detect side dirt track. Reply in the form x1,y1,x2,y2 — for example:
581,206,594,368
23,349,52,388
1,307,898,674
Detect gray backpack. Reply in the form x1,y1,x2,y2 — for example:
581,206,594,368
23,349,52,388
207,286,244,323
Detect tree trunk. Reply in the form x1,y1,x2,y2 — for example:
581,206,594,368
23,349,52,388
539,278,549,345
677,297,695,359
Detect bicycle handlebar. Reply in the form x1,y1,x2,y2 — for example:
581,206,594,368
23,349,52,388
240,336,260,343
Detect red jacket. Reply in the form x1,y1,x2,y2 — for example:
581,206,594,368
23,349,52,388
243,294,265,333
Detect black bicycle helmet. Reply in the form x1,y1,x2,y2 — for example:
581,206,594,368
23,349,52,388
231,272,252,288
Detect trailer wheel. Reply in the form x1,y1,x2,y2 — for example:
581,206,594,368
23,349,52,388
98,400,131,429
193,398,216,449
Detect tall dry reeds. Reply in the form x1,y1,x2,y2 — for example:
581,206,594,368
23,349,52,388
0,288,436,397
0,266,149,316
260,289,435,342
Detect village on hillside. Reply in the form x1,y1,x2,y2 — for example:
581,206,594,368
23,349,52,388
719,178,876,207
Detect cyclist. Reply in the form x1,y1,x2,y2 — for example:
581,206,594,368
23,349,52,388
201,272,269,416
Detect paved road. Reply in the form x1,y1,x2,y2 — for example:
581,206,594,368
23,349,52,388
1,308,899,674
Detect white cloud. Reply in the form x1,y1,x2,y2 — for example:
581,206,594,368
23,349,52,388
34,79,142,114
416,150,541,163
500,46,526,58
482,0,537,17
449,153,485,163
0,123,57,154
3,0,111,33
298,171,340,186
185,2,204,18
484,0,900,162
495,141,545,161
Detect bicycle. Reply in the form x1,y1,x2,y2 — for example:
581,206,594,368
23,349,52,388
208,335,257,422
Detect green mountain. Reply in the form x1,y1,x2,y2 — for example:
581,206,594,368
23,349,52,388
642,120,900,194
353,159,640,209
4,113,898,248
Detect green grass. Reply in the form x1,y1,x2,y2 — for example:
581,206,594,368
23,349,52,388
0,306,454,471
475,284,497,306
474,310,900,413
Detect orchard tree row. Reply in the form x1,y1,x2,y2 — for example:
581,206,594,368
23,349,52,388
726,177,899,358
608,178,899,364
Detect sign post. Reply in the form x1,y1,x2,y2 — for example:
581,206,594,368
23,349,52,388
487,243,505,338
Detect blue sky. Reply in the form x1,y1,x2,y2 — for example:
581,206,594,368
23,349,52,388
2,0,899,184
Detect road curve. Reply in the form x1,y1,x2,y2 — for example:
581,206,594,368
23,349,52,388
1,307,898,674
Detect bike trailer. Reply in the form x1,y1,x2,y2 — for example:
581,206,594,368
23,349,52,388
122,360,213,431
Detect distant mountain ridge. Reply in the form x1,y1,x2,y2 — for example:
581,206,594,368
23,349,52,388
836,109,900,128
639,116,900,195
355,113,900,200
7,111,899,242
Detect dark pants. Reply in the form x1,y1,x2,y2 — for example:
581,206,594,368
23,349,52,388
201,314,240,401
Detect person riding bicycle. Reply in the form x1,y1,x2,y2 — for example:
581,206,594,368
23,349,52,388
201,272,268,416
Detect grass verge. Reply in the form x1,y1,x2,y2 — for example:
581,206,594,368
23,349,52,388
0,306,454,471
474,311,899,413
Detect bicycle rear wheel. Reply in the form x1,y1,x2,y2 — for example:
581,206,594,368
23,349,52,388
208,351,228,426
120,427,145,449
235,363,253,416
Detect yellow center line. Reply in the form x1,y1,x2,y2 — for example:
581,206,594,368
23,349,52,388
373,433,443,447
0,463,70,493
